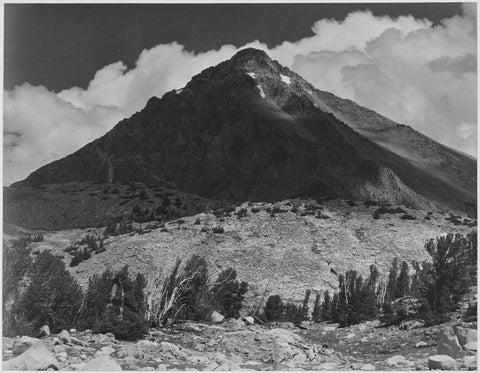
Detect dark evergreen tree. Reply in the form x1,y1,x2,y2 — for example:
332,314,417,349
321,290,332,321
211,268,248,319
265,295,283,321
312,293,322,322
14,251,82,333
395,261,410,299
385,257,399,302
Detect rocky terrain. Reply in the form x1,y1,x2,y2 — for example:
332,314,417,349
5,199,475,305
3,318,477,371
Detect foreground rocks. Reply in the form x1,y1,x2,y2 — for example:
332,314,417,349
2,320,477,371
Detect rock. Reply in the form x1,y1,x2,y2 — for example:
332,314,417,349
386,355,407,367
211,311,224,324
323,326,337,332
223,318,244,331
361,363,376,370
69,328,77,333
346,333,356,339
3,342,59,371
160,341,184,357
53,337,61,345
316,362,338,370
58,329,71,344
428,355,457,370
437,326,464,358
81,355,122,371
415,341,429,348
12,336,40,355
351,363,364,369
464,342,477,352
39,325,51,337
215,361,242,371
96,345,116,356
71,336,86,346
137,340,158,349
453,326,477,350
463,355,477,370
243,316,255,325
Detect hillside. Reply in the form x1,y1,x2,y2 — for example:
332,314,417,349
3,182,219,230
10,48,476,217
14,199,475,307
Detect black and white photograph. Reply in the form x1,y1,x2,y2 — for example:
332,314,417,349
2,1,478,371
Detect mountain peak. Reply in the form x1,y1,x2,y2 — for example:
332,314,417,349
231,48,270,61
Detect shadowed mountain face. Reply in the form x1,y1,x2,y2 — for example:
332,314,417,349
12,48,476,213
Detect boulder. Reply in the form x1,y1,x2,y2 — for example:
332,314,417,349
95,345,116,356
437,326,464,358
160,341,184,357
214,361,241,371
316,362,338,370
71,336,86,347
69,328,77,333
223,318,244,331
361,363,376,370
39,325,50,337
210,311,224,324
3,342,59,371
81,355,122,371
243,316,255,325
453,326,477,350
463,355,477,370
12,336,40,355
428,355,457,370
58,329,71,344
386,355,407,367
137,340,158,349
415,341,429,348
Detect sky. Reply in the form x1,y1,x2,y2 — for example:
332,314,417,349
3,2,478,186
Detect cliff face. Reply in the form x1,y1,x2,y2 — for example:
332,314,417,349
12,48,476,213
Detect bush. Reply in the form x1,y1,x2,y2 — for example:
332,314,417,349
212,226,224,234
401,214,416,220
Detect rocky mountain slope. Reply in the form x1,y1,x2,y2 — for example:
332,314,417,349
10,48,476,215
15,199,475,306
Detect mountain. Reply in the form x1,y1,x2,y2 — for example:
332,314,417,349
11,48,476,214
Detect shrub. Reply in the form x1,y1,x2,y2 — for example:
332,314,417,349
235,208,248,218
212,226,224,234
251,206,261,213
401,214,416,220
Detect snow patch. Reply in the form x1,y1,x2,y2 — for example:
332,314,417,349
246,72,257,79
175,89,183,94
257,85,266,98
280,74,291,85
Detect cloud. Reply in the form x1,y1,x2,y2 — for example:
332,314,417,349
3,8,477,185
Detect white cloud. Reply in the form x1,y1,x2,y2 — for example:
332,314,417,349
3,8,477,185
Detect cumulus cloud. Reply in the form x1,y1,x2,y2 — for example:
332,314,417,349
3,7,477,185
